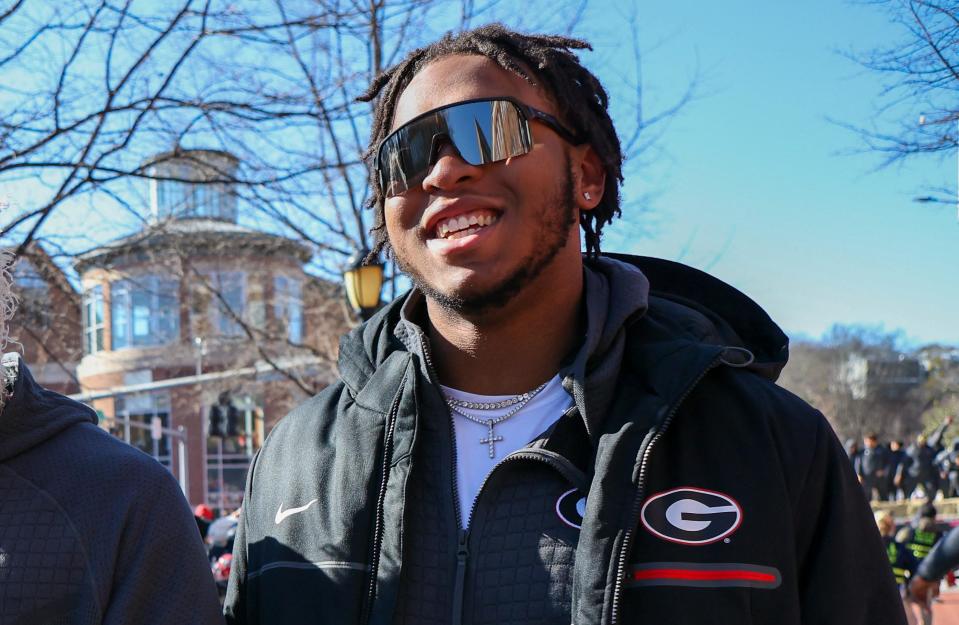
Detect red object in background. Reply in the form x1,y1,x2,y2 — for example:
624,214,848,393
194,504,214,522
212,553,232,582
947,571,956,587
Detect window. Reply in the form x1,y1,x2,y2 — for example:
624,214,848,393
115,392,171,464
82,285,105,354
111,276,179,348
156,178,236,222
150,155,239,223
205,393,258,511
206,272,245,337
274,275,303,343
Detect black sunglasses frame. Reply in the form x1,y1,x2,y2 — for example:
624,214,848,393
374,96,583,197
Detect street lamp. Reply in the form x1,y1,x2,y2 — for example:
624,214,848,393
343,249,384,321
193,336,206,376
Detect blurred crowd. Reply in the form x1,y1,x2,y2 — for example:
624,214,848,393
848,416,959,502
194,504,240,602
877,503,952,625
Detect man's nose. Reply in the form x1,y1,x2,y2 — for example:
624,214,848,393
421,140,482,192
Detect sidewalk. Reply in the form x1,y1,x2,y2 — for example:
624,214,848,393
927,590,959,625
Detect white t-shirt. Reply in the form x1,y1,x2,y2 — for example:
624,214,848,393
440,375,574,528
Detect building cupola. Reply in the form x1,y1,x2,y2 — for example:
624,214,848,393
145,149,239,223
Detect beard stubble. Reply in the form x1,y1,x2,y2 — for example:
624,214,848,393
395,161,578,317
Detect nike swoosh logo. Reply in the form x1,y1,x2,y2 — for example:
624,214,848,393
275,498,318,524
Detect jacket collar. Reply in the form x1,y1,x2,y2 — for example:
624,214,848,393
558,256,649,439
335,257,649,439
335,254,789,438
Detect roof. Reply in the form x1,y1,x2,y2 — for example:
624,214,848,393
142,148,239,171
6,243,78,296
74,218,313,274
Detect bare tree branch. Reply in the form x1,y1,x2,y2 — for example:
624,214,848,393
848,0,959,189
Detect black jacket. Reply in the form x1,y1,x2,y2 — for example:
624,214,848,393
224,255,903,625
935,442,959,474
883,537,918,587
859,445,888,477
0,355,223,624
886,447,906,481
905,421,949,481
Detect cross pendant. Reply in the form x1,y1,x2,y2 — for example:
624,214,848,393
480,420,503,459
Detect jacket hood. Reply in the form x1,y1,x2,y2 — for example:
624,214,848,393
335,254,789,432
611,254,790,378
334,255,648,400
0,354,98,462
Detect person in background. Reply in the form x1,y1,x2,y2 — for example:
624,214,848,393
902,417,952,499
208,511,241,603
897,503,948,566
859,432,889,501
888,439,907,500
208,512,240,564
846,437,861,466
0,247,223,624
935,440,959,499
877,512,925,625
910,524,959,614
906,521,959,625
196,503,216,540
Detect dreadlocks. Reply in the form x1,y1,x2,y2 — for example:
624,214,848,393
357,23,623,260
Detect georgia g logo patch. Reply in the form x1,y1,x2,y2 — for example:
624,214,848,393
641,487,742,545
555,488,587,529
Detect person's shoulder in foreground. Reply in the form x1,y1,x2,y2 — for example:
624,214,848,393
225,22,904,625
0,353,224,625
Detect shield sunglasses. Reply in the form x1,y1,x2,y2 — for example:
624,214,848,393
374,97,582,197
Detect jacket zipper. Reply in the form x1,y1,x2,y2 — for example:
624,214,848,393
411,330,471,625
452,528,469,624
412,330,465,528
453,449,581,625
361,377,406,625
608,354,721,625
416,328,582,625
414,330,475,625
449,409,470,625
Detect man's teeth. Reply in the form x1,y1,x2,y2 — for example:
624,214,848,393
436,212,498,238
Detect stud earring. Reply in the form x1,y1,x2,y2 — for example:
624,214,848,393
583,192,591,201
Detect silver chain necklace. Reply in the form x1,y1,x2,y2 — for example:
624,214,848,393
445,380,550,458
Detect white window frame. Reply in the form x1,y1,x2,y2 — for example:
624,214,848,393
111,275,180,349
115,391,172,466
83,285,105,354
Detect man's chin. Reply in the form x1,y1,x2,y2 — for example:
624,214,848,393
416,277,520,317
394,256,520,316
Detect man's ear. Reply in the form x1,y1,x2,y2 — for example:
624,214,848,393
571,144,605,212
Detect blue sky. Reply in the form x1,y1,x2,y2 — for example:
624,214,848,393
2,1,955,347
580,1,957,346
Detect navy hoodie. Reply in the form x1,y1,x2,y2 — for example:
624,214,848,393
0,355,223,624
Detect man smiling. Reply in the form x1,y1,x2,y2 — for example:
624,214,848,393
225,24,903,624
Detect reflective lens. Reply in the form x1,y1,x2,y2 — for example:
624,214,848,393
376,99,533,197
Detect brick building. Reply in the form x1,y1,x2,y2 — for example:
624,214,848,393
39,149,345,511
9,244,83,396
